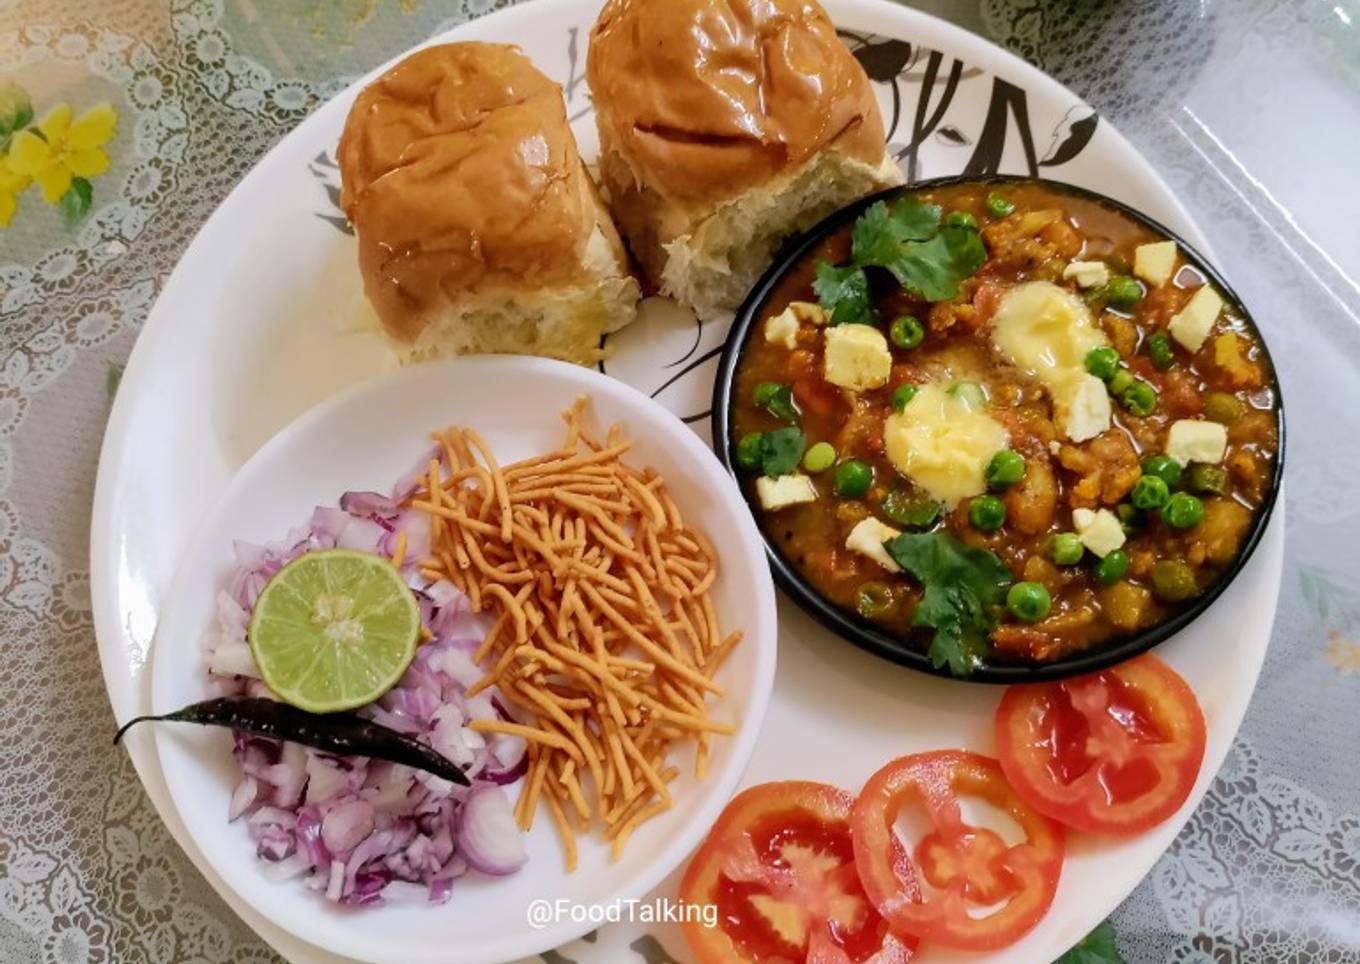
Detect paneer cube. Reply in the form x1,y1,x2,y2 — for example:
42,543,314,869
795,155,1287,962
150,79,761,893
1055,373,1112,443
764,307,799,349
1168,285,1223,353
1062,260,1111,289
844,517,902,573
1166,419,1228,466
755,473,818,511
1073,507,1127,558
1133,241,1178,287
824,325,892,391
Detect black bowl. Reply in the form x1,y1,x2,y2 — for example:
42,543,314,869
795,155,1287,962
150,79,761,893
711,174,1285,683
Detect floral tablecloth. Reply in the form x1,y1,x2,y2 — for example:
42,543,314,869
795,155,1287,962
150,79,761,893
2,1,1358,962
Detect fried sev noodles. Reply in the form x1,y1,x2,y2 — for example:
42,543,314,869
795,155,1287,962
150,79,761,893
410,398,743,869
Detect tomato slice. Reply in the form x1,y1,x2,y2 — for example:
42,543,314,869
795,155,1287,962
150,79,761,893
994,653,1207,836
850,750,1064,951
680,781,917,964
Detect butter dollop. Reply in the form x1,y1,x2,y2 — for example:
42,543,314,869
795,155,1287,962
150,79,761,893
990,280,1112,441
883,381,1008,507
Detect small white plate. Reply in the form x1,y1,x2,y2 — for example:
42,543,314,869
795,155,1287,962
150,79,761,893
148,356,778,964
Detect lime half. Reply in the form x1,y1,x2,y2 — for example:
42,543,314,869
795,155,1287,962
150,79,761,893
248,549,420,713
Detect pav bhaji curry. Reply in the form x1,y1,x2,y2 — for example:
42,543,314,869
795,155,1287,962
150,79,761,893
730,180,1280,676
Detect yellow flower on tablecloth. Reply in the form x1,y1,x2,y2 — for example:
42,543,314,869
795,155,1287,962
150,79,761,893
7,102,118,204
1325,631,1360,675
0,155,29,227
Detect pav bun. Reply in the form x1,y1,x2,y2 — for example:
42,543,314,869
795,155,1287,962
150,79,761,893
339,42,639,365
588,0,902,317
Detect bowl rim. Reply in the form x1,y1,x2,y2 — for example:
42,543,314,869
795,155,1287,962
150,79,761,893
711,173,1286,684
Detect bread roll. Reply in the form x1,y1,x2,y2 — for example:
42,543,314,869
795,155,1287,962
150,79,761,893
587,0,902,317
339,42,639,365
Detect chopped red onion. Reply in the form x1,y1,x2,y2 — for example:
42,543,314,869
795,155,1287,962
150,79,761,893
325,860,346,902
339,490,400,516
248,806,298,830
322,800,376,854
335,516,388,552
207,640,258,680
457,787,527,876
303,755,350,805
204,453,528,906
228,775,258,821
295,808,331,870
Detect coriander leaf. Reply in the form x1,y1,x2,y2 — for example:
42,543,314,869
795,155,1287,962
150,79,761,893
760,426,806,478
885,223,988,302
754,382,799,423
851,202,901,267
813,261,876,326
890,197,942,241
925,619,988,678
885,530,1013,677
1053,921,1124,964
851,199,940,266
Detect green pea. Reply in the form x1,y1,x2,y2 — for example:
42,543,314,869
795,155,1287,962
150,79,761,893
735,432,763,472
881,488,941,529
1105,275,1144,311
1007,582,1052,622
985,192,1015,218
1109,368,1135,395
1095,549,1130,585
1120,378,1158,417
1204,392,1245,425
1147,331,1174,371
833,459,873,498
968,495,1006,532
754,381,798,422
889,315,925,350
802,441,837,474
1151,560,1198,601
1187,464,1228,494
1084,346,1121,382
1161,492,1205,529
950,380,987,410
1116,503,1146,533
943,210,978,230
986,449,1027,490
1048,532,1085,566
1131,474,1171,510
891,383,919,412
1141,454,1183,490
856,581,894,619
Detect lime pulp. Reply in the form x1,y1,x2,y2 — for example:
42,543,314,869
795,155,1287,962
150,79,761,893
248,548,420,713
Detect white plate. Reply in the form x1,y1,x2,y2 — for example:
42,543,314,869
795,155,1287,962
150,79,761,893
149,356,778,964
90,0,1285,960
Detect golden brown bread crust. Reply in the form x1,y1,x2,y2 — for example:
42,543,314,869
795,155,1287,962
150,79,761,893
587,0,888,207
338,42,629,344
